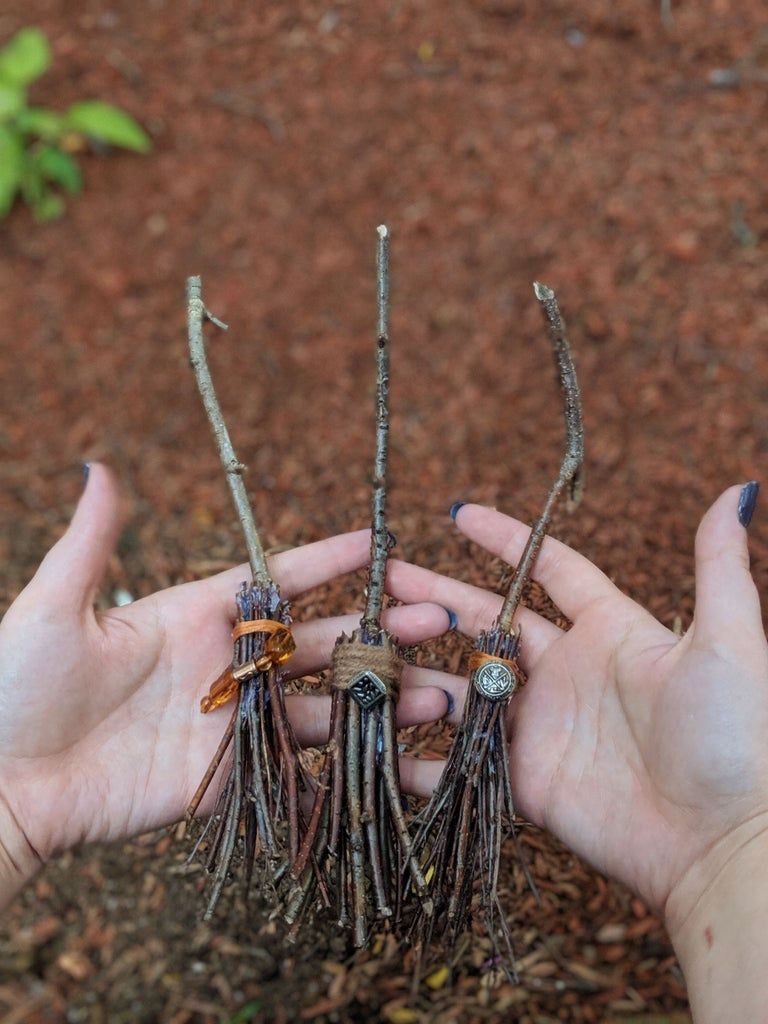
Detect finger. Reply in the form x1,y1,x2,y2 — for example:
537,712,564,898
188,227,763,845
451,503,619,619
206,529,372,603
286,686,451,746
32,463,124,612
398,757,445,799
386,559,563,667
694,483,763,638
286,603,451,677
402,664,468,722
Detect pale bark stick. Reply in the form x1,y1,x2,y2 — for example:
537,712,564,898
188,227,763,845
186,276,271,585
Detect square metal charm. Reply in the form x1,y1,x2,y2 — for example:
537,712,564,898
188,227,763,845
348,670,387,709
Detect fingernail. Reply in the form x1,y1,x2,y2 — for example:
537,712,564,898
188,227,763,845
442,689,456,716
82,462,91,486
449,501,466,521
443,607,458,631
387,529,398,550
738,481,759,528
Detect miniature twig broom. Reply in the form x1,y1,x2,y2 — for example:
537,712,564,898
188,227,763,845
284,226,433,946
405,282,584,973
185,277,306,918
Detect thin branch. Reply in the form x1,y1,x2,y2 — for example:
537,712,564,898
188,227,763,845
362,225,391,633
498,282,584,631
186,275,271,584
404,285,584,977
185,704,237,821
346,699,367,946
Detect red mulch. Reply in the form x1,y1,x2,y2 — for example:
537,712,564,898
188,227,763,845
1,2,767,1021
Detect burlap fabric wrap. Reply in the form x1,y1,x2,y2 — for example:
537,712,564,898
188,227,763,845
331,629,402,699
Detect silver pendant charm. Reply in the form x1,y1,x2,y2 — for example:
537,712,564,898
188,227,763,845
348,670,388,709
473,661,515,701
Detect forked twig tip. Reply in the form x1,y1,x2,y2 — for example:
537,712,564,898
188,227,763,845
186,277,270,583
206,310,229,331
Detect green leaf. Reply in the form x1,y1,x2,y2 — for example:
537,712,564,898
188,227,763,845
0,28,51,87
224,1004,263,1024
0,82,24,119
16,106,63,140
35,146,82,194
65,101,151,152
32,189,64,221
0,124,23,216
20,158,44,206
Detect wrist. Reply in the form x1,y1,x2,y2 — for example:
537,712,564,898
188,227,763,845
0,792,41,911
665,813,768,1023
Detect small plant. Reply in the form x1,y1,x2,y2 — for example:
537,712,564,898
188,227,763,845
0,27,151,222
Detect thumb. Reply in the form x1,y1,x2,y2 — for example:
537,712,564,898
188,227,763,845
32,463,124,613
694,482,762,638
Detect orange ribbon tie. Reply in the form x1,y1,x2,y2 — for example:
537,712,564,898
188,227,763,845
200,620,295,714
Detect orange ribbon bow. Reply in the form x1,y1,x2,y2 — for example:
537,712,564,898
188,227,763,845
200,620,296,714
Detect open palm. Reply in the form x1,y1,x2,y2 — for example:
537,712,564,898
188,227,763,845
0,465,452,880
389,487,768,920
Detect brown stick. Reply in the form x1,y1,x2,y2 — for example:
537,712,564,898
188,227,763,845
247,699,276,859
380,701,432,912
277,227,418,946
185,704,237,821
266,666,299,864
403,284,585,976
363,712,390,916
361,225,391,635
204,693,245,919
328,690,347,857
291,687,345,879
498,282,584,630
345,699,367,947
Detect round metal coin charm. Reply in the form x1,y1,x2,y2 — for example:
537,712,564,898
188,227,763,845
473,660,515,701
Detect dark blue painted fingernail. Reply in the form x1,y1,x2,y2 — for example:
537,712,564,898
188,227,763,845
442,689,456,716
443,607,458,630
449,501,466,521
82,462,91,486
738,481,759,527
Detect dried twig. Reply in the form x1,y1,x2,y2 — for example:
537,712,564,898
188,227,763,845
185,277,305,918
362,225,392,634
498,282,584,630
285,227,431,946
186,277,269,584
404,282,585,978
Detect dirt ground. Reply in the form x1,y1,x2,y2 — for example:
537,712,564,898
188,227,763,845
1,1,767,1021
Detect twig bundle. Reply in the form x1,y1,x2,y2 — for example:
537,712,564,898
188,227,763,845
185,278,306,918
285,227,432,946
405,282,585,974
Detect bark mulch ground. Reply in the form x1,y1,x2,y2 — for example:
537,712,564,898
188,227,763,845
1,2,767,1021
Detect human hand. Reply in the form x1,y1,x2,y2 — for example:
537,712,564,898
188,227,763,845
387,486,768,937
0,464,452,908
